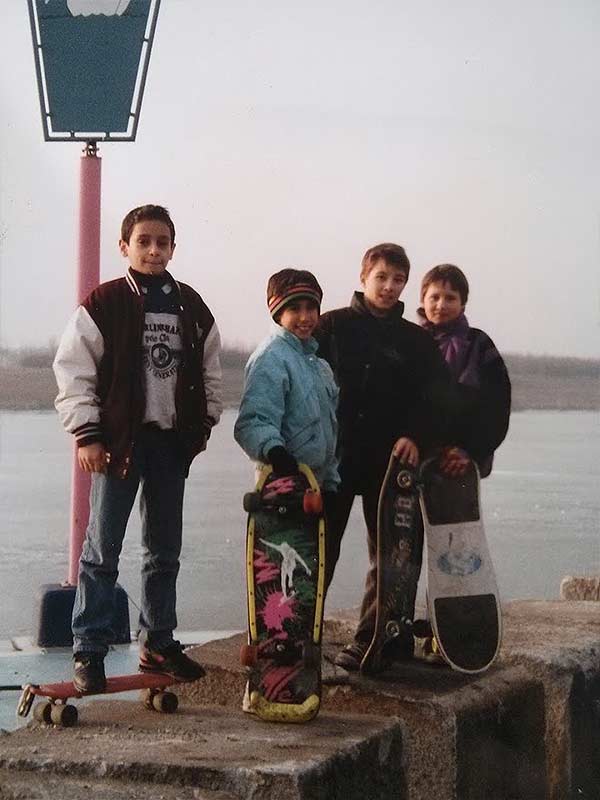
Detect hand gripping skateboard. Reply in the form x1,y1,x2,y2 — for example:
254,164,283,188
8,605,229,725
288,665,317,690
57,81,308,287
16,672,184,727
241,464,325,722
361,455,422,674
419,457,502,673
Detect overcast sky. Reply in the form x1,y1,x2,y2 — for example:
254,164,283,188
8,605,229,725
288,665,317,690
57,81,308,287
1,0,599,357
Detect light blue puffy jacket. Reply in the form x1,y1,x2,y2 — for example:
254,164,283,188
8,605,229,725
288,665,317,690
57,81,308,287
234,327,340,490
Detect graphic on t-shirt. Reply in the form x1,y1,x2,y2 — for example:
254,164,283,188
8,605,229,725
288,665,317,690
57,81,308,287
142,316,182,381
150,342,173,371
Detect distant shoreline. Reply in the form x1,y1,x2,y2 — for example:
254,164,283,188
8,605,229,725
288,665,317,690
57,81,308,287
0,355,598,412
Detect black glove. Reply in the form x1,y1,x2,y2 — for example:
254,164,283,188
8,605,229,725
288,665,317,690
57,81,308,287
267,446,299,477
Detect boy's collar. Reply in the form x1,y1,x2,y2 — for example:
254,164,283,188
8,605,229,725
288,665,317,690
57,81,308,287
351,291,405,321
417,308,470,334
274,325,319,354
126,266,176,296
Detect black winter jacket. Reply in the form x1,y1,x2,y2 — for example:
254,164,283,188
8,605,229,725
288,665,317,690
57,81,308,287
444,327,511,477
315,293,454,491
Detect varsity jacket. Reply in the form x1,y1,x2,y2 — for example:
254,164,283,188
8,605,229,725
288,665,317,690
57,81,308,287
53,268,223,477
315,292,454,491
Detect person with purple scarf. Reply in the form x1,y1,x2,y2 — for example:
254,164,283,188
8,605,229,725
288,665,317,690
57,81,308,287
418,264,511,478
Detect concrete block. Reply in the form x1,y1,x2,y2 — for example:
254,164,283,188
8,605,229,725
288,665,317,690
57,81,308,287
568,661,600,798
0,706,406,800
33,583,130,647
454,675,546,799
2,600,599,800
500,601,600,800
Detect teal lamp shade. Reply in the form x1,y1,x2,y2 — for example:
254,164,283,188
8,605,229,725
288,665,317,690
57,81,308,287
29,0,160,140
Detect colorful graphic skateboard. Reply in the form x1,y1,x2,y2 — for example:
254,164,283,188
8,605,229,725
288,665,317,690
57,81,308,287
241,464,325,723
361,456,422,674
419,457,502,673
16,672,183,727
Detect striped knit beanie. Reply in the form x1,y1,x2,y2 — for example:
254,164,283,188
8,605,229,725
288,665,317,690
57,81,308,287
267,268,323,322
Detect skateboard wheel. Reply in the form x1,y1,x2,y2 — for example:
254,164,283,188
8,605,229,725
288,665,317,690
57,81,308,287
50,703,78,727
33,701,53,724
302,642,320,669
385,620,401,639
303,490,323,515
396,469,414,490
243,492,262,512
240,644,258,667
152,691,178,713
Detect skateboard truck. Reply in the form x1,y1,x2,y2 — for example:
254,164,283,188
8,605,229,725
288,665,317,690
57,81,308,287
243,489,322,515
384,618,412,639
396,468,415,490
17,685,35,718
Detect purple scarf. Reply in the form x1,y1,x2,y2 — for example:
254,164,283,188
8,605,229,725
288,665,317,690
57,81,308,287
417,309,481,387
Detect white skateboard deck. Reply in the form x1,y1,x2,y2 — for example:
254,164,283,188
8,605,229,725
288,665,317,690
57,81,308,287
420,459,501,673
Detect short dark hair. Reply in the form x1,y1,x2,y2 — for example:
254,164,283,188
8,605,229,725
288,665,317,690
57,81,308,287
120,205,176,246
420,264,469,305
360,243,410,281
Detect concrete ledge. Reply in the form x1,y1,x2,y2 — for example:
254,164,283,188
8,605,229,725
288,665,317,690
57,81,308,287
0,707,405,800
0,768,238,800
1,600,599,800
500,600,600,800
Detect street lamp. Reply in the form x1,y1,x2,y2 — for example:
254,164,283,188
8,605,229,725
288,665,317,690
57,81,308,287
27,0,161,646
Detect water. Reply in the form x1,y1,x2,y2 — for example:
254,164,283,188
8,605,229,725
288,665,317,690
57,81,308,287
0,409,598,642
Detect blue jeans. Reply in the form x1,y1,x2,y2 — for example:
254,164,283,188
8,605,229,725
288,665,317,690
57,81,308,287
72,427,187,657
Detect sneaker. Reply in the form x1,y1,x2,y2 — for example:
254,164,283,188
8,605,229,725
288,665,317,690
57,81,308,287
73,653,106,694
333,641,367,671
139,642,206,682
322,655,350,685
414,635,445,665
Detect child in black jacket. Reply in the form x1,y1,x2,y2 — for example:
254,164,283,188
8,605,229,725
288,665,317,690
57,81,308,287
315,243,452,670
418,263,511,478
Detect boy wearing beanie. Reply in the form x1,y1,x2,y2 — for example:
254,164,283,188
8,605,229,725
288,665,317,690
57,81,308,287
234,269,340,494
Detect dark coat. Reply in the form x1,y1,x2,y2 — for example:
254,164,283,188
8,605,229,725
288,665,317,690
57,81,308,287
446,327,511,477
315,293,454,491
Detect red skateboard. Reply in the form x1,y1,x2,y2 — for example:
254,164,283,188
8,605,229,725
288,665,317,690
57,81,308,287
16,672,182,727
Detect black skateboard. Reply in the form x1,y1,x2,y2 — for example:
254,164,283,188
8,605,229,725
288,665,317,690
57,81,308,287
360,455,422,674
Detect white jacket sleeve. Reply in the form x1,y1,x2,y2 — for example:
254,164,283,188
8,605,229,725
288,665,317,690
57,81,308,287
53,306,105,443
203,322,223,428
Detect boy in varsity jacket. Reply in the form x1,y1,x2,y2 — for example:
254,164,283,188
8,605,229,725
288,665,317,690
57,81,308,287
53,204,223,693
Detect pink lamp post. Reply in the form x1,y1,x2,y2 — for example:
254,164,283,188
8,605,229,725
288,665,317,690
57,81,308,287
28,0,161,645
68,143,101,587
